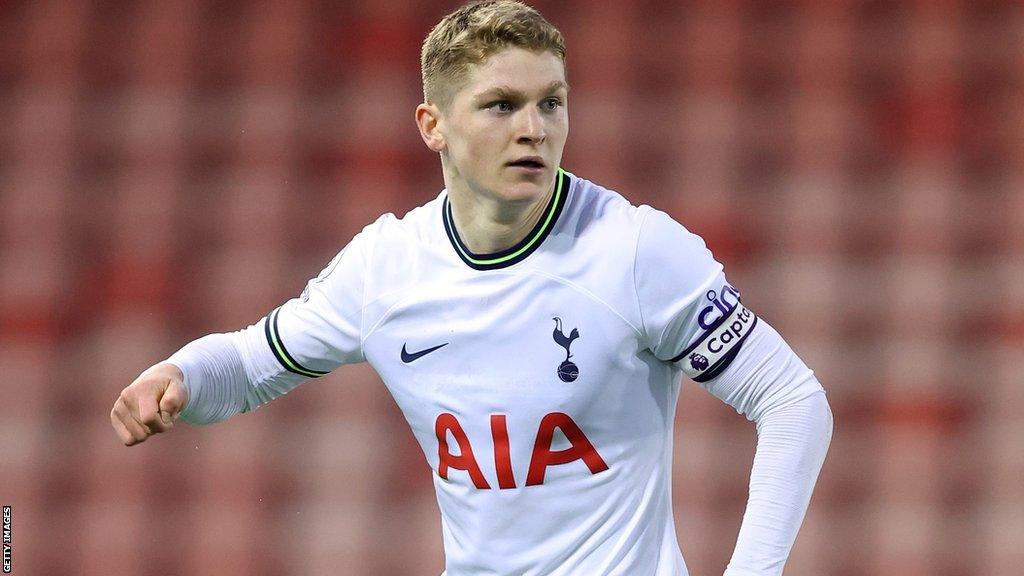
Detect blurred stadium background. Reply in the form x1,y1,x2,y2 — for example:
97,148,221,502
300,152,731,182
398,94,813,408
0,1,1021,575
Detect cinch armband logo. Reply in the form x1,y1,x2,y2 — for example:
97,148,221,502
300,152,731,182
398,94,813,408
671,301,758,382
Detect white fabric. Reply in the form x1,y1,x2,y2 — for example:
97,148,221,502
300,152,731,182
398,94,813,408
696,320,833,575
167,332,248,424
168,322,298,425
165,172,831,575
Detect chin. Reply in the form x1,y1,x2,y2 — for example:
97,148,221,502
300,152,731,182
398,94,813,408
498,178,552,204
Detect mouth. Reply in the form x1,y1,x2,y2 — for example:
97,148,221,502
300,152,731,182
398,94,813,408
507,156,546,171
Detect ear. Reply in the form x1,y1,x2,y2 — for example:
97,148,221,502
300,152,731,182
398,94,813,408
415,103,446,153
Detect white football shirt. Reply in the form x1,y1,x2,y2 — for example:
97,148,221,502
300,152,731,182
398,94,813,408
215,169,786,575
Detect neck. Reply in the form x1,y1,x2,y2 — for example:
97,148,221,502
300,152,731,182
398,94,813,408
445,171,557,255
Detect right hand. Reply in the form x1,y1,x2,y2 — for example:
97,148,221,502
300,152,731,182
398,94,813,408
110,362,189,446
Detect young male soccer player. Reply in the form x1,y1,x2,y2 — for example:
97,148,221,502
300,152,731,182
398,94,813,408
110,2,833,574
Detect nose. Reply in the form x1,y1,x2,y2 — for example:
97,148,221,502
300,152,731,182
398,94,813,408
516,106,546,145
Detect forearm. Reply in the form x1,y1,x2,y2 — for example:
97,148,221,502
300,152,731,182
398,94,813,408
694,319,833,575
724,389,833,575
167,316,319,424
166,331,253,425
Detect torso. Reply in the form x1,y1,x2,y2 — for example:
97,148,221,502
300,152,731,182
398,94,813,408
356,171,690,575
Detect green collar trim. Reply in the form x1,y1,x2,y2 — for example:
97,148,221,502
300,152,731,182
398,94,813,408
443,169,569,271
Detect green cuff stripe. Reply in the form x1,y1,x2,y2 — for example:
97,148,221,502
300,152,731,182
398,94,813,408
264,307,328,378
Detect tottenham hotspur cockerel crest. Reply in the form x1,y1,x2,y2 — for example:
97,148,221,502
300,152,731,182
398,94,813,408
552,317,580,382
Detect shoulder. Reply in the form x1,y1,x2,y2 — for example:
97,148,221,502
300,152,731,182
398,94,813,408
341,192,453,299
558,172,713,264
340,192,447,269
305,192,446,294
547,172,654,270
358,192,446,244
559,171,723,296
560,172,651,235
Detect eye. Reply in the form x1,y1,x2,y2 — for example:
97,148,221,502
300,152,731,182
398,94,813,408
541,97,562,111
487,100,514,113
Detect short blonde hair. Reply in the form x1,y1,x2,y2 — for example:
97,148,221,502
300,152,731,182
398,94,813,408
420,0,566,108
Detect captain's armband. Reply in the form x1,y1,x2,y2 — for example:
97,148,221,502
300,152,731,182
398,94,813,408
670,290,758,382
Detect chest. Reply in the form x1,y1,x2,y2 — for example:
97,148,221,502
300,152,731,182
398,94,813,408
360,271,678,489
363,273,642,418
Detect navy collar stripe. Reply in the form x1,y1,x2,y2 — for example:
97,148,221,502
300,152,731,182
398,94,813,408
442,169,569,271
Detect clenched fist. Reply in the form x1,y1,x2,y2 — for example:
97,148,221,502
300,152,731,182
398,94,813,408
111,362,189,446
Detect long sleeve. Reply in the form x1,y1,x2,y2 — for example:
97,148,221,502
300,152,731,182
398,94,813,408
165,221,379,425
723,389,832,575
167,319,301,425
167,331,251,425
630,207,832,572
697,319,833,575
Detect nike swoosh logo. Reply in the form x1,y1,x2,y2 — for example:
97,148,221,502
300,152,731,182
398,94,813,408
401,342,449,363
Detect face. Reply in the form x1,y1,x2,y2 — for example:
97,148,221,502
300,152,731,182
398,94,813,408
418,47,569,205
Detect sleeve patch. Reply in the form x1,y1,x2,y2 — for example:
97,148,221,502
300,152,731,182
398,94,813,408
671,301,758,382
